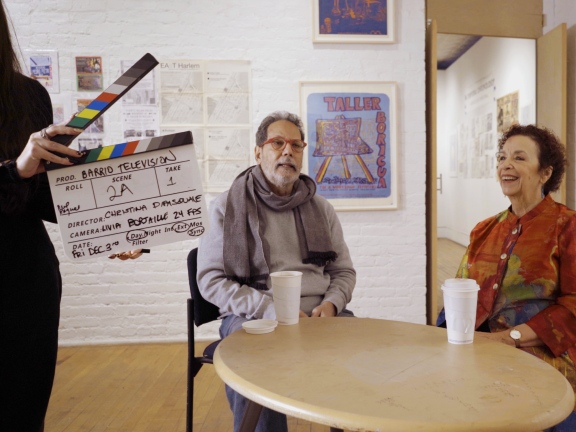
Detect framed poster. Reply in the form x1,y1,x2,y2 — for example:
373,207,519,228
300,81,397,211
312,0,395,44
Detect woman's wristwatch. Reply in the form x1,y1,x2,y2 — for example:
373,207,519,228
510,329,521,348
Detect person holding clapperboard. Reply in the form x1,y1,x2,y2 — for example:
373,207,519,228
0,2,140,430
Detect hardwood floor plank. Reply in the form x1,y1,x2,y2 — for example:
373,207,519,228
194,365,226,430
60,344,148,431
143,346,188,432
110,344,184,431
201,380,233,432
79,344,174,432
99,344,181,431
46,345,129,430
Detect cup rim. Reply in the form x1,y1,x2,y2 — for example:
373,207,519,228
441,278,480,291
270,271,303,278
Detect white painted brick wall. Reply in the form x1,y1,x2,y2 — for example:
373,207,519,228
5,0,427,345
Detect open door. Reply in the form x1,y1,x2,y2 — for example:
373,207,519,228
425,19,438,326
537,23,567,204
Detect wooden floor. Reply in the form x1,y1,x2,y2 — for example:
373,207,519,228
45,239,466,431
436,238,466,313
46,341,340,432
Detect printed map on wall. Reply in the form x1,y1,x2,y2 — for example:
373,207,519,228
300,82,397,210
159,60,252,192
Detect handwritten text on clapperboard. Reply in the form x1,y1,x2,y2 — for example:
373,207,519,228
47,144,209,261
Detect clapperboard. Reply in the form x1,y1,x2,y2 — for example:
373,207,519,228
46,54,209,261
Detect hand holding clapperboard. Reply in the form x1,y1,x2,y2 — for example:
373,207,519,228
46,54,209,261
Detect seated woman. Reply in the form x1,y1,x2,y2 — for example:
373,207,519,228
438,124,575,431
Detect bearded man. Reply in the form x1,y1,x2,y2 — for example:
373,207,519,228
196,111,356,432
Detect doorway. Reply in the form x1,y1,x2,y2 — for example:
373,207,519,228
435,34,536,313
425,0,567,325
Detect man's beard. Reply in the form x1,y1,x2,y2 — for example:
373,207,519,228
261,158,300,189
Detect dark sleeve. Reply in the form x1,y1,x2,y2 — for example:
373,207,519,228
0,159,30,184
29,78,53,131
26,173,57,223
25,80,57,223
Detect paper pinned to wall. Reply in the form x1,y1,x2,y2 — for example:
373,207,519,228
461,75,498,179
49,93,71,124
160,60,204,93
75,56,104,92
161,127,205,160
121,106,159,140
205,60,251,93
121,60,157,105
159,60,252,192
207,128,250,159
24,49,60,94
161,93,204,125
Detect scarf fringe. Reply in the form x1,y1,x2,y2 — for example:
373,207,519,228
228,275,270,291
303,251,338,267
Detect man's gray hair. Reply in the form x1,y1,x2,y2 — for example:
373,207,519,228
255,111,305,146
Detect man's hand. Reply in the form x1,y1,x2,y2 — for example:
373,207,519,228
108,250,144,260
299,310,309,318
311,301,336,318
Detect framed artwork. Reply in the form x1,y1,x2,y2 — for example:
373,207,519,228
300,81,398,211
312,0,395,44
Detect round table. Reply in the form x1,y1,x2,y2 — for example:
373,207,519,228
214,318,574,432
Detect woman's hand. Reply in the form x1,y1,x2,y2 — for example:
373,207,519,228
16,121,84,178
108,250,144,260
475,331,516,347
475,324,544,348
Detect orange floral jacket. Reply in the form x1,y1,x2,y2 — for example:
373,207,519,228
450,195,576,395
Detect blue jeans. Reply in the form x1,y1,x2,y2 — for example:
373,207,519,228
544,411,576,432
219,309,355,432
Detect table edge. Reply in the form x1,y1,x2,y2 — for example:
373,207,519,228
213,320,576,432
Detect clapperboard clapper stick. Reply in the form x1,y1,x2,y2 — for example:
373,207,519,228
49,53,159,149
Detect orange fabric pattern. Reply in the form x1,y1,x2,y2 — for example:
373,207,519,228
457,194,576,398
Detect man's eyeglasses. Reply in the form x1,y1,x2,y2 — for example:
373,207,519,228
260,137,307,153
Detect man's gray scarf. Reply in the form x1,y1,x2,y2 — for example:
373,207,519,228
223,165,337,290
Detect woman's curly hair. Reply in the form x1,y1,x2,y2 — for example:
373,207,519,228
497,124,567,196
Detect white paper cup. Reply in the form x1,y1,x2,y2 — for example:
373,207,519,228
441,278,480,344
270,271,302,325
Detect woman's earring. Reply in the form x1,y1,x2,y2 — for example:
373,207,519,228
541,186,545,198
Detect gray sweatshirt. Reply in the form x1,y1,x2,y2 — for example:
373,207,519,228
197,190,356,319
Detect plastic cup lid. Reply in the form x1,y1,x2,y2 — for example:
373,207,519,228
441,278,480,291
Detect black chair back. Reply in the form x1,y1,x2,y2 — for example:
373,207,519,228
187,248,221,327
